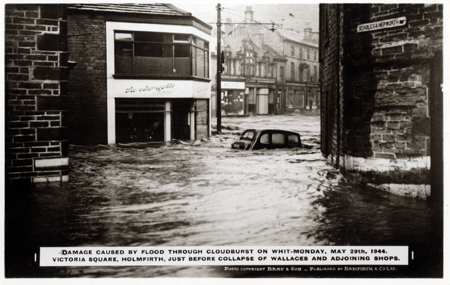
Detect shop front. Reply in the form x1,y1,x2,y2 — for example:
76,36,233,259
287,84,306,111
246,81,275,115
108,80,210,144
221,81,246,116
106,21,211,144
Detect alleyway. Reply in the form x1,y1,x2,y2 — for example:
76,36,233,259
5,114,439,278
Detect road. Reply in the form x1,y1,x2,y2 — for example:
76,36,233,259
5,114,440,278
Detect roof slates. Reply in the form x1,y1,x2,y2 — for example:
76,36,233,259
68,4,191,17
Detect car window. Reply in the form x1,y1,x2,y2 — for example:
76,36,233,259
272,133,285,145
288,134,299,146
241,131,255,140
259,133,270,144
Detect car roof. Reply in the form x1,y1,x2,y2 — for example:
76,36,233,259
242,129,301,135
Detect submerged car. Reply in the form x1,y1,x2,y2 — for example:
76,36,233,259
231,129,302,150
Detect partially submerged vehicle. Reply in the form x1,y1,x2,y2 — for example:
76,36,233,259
231,129,302,150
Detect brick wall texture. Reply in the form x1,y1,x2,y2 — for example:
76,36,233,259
5,4,69,182
67,12,108,144
320,4,344,163
321,4,442,160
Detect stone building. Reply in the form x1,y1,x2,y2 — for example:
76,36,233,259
5,4,69,183
319,4,443,200
211,6,320,117
211,33,281,117
263,25,320,113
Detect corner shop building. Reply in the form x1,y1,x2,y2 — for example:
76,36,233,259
67,4,212,144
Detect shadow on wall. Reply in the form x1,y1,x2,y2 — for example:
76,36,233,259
343,4,376,158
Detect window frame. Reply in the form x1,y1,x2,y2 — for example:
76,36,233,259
114,30,209,80
291,62,295,81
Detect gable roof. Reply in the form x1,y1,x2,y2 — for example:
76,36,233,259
68,3,191,17
275,29,318,47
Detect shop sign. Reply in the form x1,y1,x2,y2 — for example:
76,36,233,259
193,81,210,98
222,81,245,90
124,83,175,95
357,16,406,33
111,80,210,99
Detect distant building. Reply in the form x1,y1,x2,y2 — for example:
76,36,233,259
264,24,320,113
319,4,443,200
211,6,320,117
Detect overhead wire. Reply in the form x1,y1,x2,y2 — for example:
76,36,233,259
217,6,318,35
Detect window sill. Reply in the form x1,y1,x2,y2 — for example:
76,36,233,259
113,74,211,82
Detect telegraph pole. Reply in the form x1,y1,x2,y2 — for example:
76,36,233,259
216,3,222,133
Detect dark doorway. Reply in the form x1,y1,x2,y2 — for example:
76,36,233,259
172,99,192,140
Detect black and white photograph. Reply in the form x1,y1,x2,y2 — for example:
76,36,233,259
2,0,448,284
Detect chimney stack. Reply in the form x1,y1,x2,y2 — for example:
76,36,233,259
245,6,254,22
304,22,312,40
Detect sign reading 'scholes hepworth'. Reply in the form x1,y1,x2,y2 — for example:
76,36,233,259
357,17,406,33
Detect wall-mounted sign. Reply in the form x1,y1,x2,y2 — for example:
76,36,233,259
222,81,245,90
110,80,210,99
357,16,406,33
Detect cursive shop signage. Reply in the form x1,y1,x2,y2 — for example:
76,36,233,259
111,80,210,99
357,17,406,33
125,83,175,94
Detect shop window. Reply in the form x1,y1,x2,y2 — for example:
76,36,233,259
222,90,244,116
114,31,209,78
115,98,165,143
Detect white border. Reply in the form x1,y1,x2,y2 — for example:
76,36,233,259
1,1,448,285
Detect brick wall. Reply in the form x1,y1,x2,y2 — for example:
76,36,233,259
320,4,442,195
67,12,107,144
320,4,344,162
5,4,69,183
344,3,442,159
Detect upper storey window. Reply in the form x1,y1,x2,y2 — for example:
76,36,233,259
114,31,209,79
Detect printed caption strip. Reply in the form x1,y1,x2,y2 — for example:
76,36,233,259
40,246,409,266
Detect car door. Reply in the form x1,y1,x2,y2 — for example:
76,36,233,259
253,131,271,150
287,133,301,147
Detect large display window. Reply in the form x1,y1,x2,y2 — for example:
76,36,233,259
114,31,209,79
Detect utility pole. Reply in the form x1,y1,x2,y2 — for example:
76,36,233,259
216,3,222,133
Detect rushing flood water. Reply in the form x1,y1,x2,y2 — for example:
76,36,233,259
5,115,441,278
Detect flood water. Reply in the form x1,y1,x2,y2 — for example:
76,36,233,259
4,114,442,278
